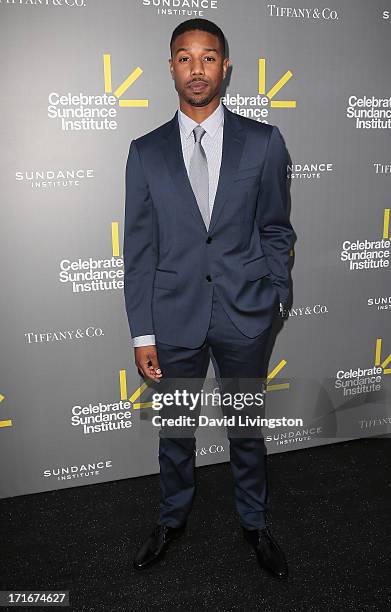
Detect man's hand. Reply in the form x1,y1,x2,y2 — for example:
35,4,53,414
135,345,163,382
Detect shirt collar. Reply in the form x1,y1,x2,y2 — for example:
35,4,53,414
178,101,224,139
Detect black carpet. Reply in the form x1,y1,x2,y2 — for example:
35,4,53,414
1,437,390,611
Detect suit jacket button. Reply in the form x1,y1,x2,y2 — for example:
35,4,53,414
206,236,212,244
206,275,212,282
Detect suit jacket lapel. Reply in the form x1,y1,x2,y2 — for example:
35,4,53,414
162,111,207,230
208,104,246,233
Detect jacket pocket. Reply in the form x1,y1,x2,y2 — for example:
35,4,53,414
242,255,271,281
153,268,178,290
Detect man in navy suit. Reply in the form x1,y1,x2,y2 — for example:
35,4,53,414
123,18,295,578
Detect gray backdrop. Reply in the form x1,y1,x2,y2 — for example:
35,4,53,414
1,0,390,498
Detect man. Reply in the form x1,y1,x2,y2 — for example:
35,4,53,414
123,18,295,579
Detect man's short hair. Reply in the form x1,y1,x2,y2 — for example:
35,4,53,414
170,18,227,57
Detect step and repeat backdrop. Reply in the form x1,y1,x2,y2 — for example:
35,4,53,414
1,0,390,498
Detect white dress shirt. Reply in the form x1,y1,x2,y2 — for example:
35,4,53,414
132,103,224,348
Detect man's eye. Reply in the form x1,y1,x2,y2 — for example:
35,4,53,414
179,57,189,62
204,56,216,61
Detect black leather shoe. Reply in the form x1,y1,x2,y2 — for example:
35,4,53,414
242,525,289,579
133,523,186,570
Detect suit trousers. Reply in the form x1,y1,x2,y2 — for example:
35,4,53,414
155,285,275,530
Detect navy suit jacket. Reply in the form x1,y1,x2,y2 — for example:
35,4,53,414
123,104,295,349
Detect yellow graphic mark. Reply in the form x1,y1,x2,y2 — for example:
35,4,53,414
383,208,390,239
118,99,149,108
267,71,293,100
114,67,143,98
375,339,391,374
270,100,296,108
0,420,12,428
103,54,112,93
258,58,266,95
266,360,290,391
119,370,127,400
0,394,12,428
119,370,154,408
129,382,154,409
103,54,149,107
258,58,296,108
111,222,120,257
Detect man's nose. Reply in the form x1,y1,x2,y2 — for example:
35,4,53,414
191,59,205,75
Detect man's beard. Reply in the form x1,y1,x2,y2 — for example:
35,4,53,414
186,93,214,107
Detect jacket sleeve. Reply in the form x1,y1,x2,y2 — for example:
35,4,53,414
123,139,158,338
256,125,295,307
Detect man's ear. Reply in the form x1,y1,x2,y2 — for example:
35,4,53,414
223,58,229,79
169,58,174,78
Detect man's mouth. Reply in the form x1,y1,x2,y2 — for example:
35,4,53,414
188,80,208,93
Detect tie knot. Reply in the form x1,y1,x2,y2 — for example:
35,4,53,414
193,125,206,143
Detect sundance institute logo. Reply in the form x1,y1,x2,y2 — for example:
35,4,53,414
346,95,391,130
334,338,391,398
222,58,296,123
141,0,218,17
47,54,148,131
339,209,391,271
15,168,94,189
58,222,124,293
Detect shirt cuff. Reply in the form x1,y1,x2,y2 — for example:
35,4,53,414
132,334,156,348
